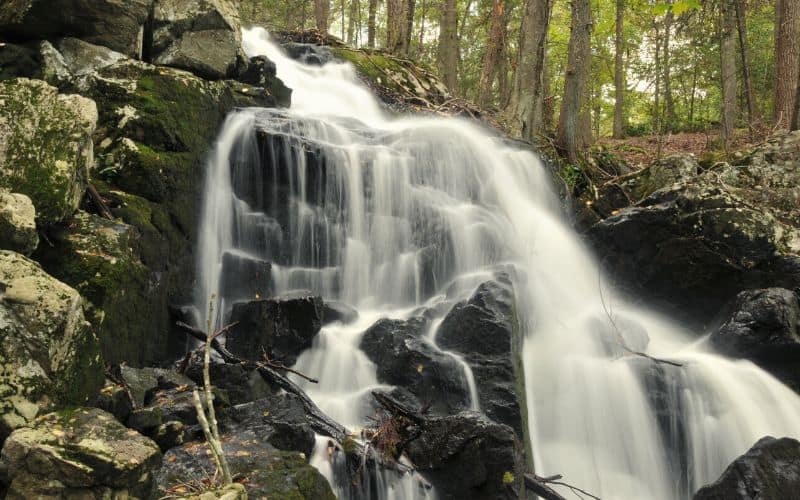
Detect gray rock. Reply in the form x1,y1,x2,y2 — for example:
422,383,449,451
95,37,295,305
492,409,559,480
151,0,246,79
0,191,37,254
0,407,162,499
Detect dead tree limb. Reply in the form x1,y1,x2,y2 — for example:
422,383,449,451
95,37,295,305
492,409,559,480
524,474,568,500
87,183,114,220
260,346,319,384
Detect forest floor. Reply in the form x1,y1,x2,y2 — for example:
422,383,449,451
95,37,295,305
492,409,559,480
597,128,772,169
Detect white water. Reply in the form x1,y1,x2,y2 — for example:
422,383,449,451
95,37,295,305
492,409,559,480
192,27,800,499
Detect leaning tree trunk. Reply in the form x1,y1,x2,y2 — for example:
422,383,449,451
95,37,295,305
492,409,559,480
315,0,330,32
437,0,459,90
775,0,800,128
555,0,593,163
477,0,506,107
720,0,738,147
503,0,551,141
613,0,625,138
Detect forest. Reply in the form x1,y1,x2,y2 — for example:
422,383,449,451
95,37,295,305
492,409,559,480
241,0,798,163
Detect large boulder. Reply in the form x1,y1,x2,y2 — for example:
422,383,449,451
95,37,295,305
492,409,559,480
709,288,800,390
693,436,800,500
0,78,97,225
0,407,162,499
360,317,472,415
0,250,104,440
0,191,38,254
0,0,150,58
435,275,526,437
150,0,246,80
227,292,323,365
589,137,800,327
405,411,526,500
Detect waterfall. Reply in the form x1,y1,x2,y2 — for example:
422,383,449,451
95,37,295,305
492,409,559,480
193,27,800,499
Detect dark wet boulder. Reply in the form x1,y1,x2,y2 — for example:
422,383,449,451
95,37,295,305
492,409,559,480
227,292,323,365
237,55,292,105
322,300,359,325
405,411,526,500
693,436,800,500
184,357,273,405
219,251,272,302
710,288,800,389
150,0,246,80
0,0,150,58
157,428,335,499
0,408,162,499
435,275,526,436
360,317,472,415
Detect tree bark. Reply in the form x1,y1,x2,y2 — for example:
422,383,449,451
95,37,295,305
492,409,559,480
386,0,407,53
735,0,757,131
663,6,676,132
477,0,506,107
437,0,459,90
404,0,416,55
720,0,738,146
503,0,551,141
555,0,593,163
367,0,378,47
612,0,625,138
347,0,359,44
315,0,330,32
775,0,800,128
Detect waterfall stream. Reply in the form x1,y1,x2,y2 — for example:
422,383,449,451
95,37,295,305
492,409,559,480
194,27,800,499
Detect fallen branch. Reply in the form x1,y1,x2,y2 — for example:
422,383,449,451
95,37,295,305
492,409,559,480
87,183,114,220
260,346,319,384
525,473,602,500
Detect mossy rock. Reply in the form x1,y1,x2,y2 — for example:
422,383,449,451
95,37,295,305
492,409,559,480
0,250,104,440
0,78,97,225
1,407,162,499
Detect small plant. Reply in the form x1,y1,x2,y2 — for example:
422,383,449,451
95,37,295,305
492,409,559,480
191,295,232,485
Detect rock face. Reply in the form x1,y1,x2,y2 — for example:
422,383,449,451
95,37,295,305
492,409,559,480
0,250,104,440
227,292,323,365
436,275,526,437
710,288,800,389
405,411,526,500
0,0,151,58
589,135,800,326
360,317,472,415
0,191,38,254
0,407,162,499
0,78,97,225
151,0,246,80
693,436,800,500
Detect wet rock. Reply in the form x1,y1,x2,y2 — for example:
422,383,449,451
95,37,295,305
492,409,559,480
219,250,272,302
283,43,334,65
0,407,162,499
693,436,800,500
0,250,104,440
435,275,526,436
153,420,189,451
237,55,292,106
710,288,800,389
0,191,37,254
94,379,135,423
184,358,273,405
0,78,96,225
360,317,471,415
119,366,160,407
405,411,526,500
127,407,164,435
0,0,150,57
150,0,246,80
322,300,359,325
228,292,323,365
157,429,335,499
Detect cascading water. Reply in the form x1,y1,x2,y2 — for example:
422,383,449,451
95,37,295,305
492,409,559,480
193,26,800,499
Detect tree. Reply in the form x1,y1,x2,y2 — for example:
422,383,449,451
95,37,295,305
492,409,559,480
556,0,593,162
735,0,757,131
367,0,379,47
775,0,800,128
386,0,407,53
477,0,507,107
315,0,330,32
437,0,459,90
662,5,676,132
504,0,551,141
613,0,625,138
720,0,738,146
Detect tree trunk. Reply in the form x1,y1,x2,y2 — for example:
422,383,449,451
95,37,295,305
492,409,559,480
315,0,330,32
555,0,593,163
793,51,800,130
720,0,738,146
735,0,757,131
404,0,416,55
612,0,625,138
386,0,407,53
775,0,800,128
653,21,661,137
437,0,459,90
367,0,378,47
347,0,359,44
663,7,676,132
477,0,506,107
503,0,551,141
